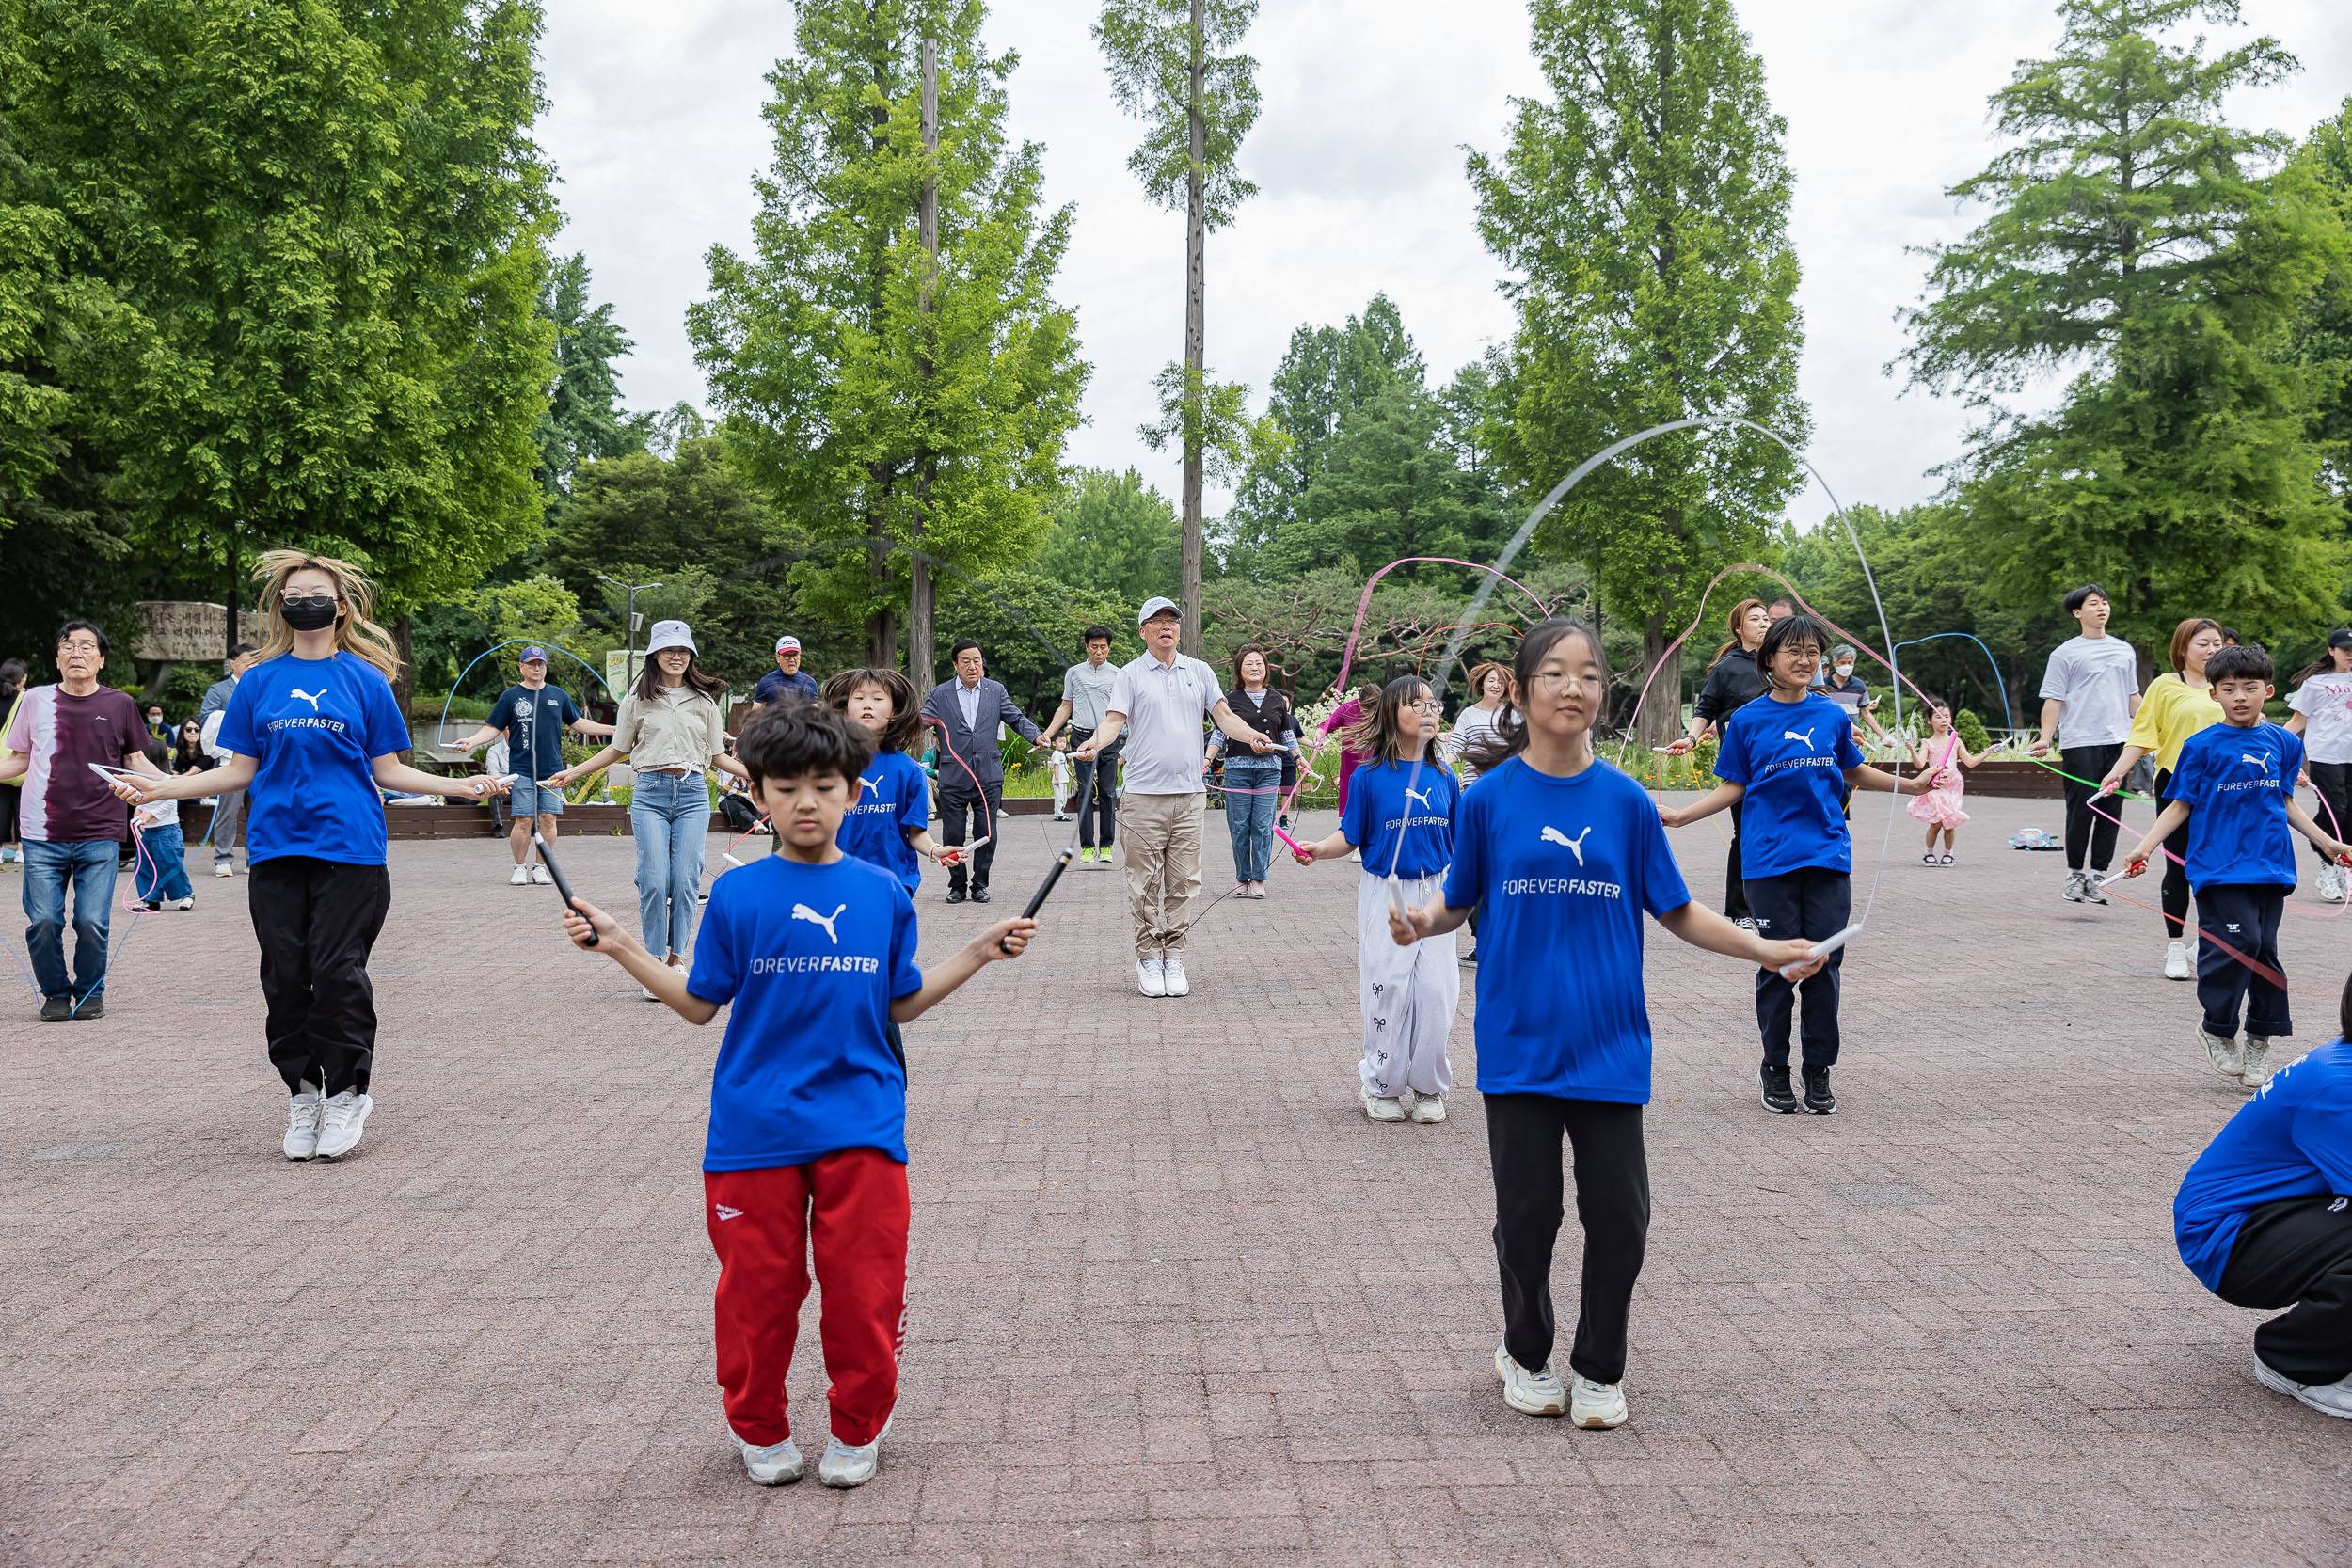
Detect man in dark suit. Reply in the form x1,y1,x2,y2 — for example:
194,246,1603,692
920,640,1044,904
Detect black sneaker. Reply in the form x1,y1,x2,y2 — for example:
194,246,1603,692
945,887,966,904
72,994,103,1021
972,886,992,904
1459,944,1478,966
39,994,70,1022
1759,1063,1798,1113
1802,1065,1836,1115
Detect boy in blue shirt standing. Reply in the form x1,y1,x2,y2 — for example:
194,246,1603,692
2174,974,2352,1419
560,704,1033,1489
2124,645,2351,1089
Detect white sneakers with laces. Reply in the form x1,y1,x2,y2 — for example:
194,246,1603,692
1136,958,1167,997
510,864,531,885
282,1090,324,1161
2200,1028,2243,1080
314,1090,373,1160
2254,1354,2352,1418
1406,1092,1446,1124
531,863,552,885
1360,1085,1407,1123
1160,958,1189,996
735,1433,804,1484
1570,1374,1629,1429
818,1418,889,1487
2164,942,2193,980
1494,1342,1566,1416
2239,1036,2273,1088
214,863,235,879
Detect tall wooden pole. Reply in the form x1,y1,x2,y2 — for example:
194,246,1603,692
910,37,940,689
1180,0,1205,657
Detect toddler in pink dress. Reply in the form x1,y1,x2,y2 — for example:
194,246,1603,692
1907,705,1988,863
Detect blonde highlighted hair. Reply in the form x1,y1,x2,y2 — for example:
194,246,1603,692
251,549,403,684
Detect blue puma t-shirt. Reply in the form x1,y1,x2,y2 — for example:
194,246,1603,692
835,749,930,893
1341,756,1459,879
1441,755,1691,1103
2169,720,2305,892
215,651,414,866
2175,1037,2352,1291
1714,691,1863,879
687,853,923,1171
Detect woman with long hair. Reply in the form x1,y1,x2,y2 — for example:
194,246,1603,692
1668,596,1772,926
2284,630,2352,903
110,551,509,1162
1215,643,1289,899
552,621,749,995
2100,618,2226,979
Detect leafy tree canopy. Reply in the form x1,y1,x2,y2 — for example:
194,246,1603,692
1029,467,1180,608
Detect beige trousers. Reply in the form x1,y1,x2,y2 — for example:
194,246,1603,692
1120,791,1203,958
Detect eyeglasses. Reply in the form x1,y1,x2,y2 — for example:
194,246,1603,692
58,641,102,656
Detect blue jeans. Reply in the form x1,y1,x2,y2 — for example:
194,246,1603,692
631,771,708,958
23,838,119,1001
1223,756,1281,883
135,825,193,903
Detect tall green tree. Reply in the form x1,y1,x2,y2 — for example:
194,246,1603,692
8,0,558,666
1094,0,1261,654
536,251,645,494
2292,95,2352,504
1470,0,1809,746
1900,0,2347,651
692,0,1087,675
1029,467,1180,606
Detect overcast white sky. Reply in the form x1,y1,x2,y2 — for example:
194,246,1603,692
539,0,2352,531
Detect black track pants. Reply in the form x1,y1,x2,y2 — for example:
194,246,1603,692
2217,1196,2352,1386
2060,741,2125,872
249,856,392,1097
1744,865,1850,1069
1486,1094,1649,1386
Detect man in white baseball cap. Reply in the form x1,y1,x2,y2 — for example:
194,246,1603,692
755,635,819,708
1074,595,1274,997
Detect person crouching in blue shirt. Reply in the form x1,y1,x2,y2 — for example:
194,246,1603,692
558,703,1034,1489
2124,643,2351,1090
1386,619,1829,1432
2174,972,2352,1419
1658,614,1945,1116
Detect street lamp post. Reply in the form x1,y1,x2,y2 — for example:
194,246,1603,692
596,575,663,696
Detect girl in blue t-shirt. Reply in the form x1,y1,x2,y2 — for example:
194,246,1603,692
1385,618,1824,1431
820,668,944,894
1294,675,1463,1124
1659,614,1941,1116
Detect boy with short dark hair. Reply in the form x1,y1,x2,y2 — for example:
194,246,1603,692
2125,644,2350,1089
560,703,1034,1490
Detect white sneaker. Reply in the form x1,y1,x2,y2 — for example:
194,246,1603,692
1570,1374,1629,1429
2254,1354,2352,1418
165,896,195,911
531,863,552,885
818,1419,888,1488
1348,847,1361,863
1136,958,1167,998
1494,1341,1566,1416
314,1090,373,1160
2239,1036,2273,1088
1407,1092,1447,1124
2079,874,2109,906
2201,1028,2242,1080
735,1433,803,1485
510,864,531,885
1160,958,1189,996
1360,1084,1407,1123
642,984,660,1002
2061,871,2086,903
214,863,234,879
2164,942,2193,980
282,1090,324,1161
2326,866,2348,904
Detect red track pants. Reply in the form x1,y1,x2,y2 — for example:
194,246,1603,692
704,1149,909,1447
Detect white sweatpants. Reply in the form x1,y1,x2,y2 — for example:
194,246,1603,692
1356,870,1460,1098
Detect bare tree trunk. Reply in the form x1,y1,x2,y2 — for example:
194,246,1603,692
1180,0,1206,657
910,38,940,689
1639,613,1677,751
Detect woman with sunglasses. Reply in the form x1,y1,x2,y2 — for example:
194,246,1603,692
111,551,508,1162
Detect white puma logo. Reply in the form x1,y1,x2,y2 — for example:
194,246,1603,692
1406,787,1434,808
1783,728,1815,748
1540,824,1593,865
792,902,848,943
289,689,324,712
714,1204,743,1221
859,774,882,796
2241,752,2273,771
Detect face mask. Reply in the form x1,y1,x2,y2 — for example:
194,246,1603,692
281,594,338,632
1835,664,1853,681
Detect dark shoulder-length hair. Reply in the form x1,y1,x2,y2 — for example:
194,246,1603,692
1710,598,1765,669
1466,618,1611,773
821,666,923,754
1342,674,1437,766
632,642,729,704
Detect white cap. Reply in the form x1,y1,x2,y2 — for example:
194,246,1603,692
1136,594,1180,626
774,634,801,653
644,620,696,656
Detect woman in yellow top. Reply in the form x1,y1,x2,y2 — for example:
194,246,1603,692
2098,618,2225,980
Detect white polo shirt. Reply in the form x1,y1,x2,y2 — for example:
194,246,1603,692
1107,649,1225,795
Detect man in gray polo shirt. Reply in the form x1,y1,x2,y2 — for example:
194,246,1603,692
1038,625,1122,865
1074,597,1272,998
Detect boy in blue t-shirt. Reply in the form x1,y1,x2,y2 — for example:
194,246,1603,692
2173,974,2352,1419
560,704,1033,1491
2125,644,2350,1088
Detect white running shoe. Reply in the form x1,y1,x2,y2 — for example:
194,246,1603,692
2201,1028,2243,1080
2254,1354,2352,1418
282,1090,324,1161
1160,958,1189,996
165,896,195,911
531,864,552,885
2239,1036,2272,1089
735,1433,803,1485
2326,866,2348,904
1136,958,1167,998
1407,1092,1447,1124
1360,1085,1407,1123
1570,1374,1629,1429
510,864,531,885
641,984,660,1002
314,1090,373,1160
818,1419,889,1487
2079,875,2109,906
2061,871,2086,903
214,863,234,879
2164,942,2193,980
1494,1342,1566,1416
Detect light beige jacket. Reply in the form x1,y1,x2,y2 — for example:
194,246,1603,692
613,687,725,774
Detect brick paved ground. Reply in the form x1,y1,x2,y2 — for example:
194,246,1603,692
3,790,2350,1567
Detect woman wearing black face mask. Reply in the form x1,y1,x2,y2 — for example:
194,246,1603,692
110,551,508,1164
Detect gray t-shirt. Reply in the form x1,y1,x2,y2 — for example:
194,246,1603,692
2039,635,2140,747
1062,659,1120,731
